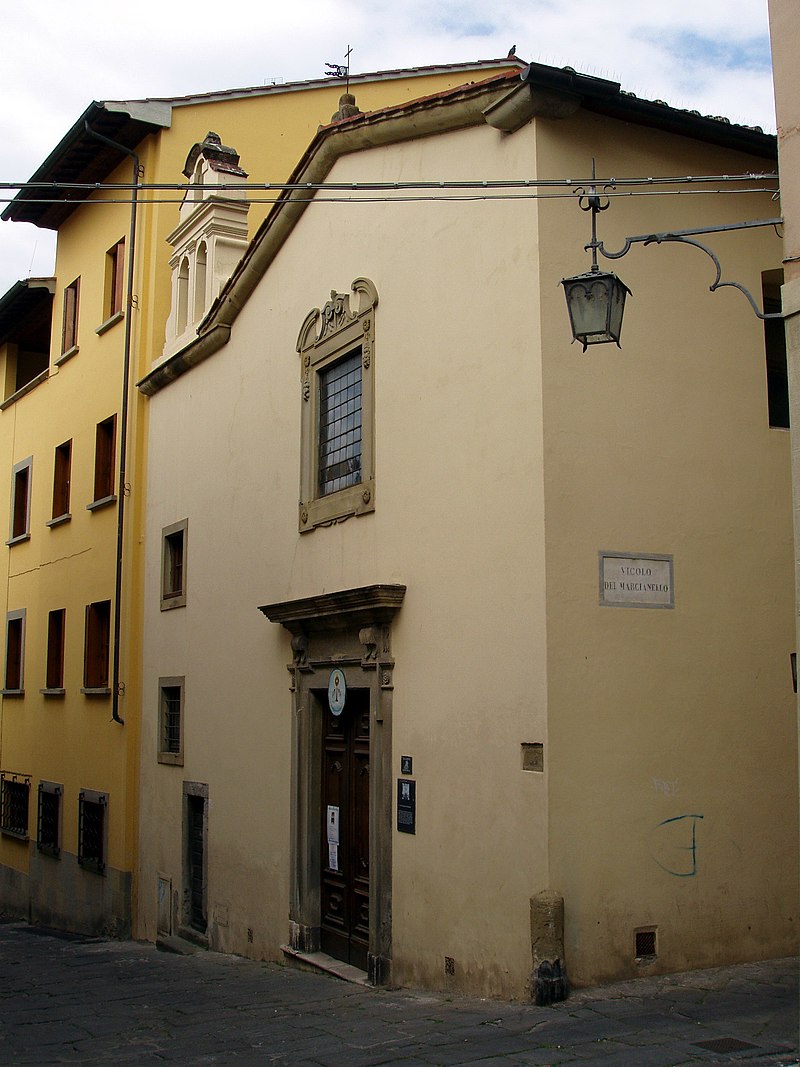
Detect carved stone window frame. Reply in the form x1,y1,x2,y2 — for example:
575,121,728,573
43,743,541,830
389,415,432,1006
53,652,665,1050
297,278,377,533
259,583,405,985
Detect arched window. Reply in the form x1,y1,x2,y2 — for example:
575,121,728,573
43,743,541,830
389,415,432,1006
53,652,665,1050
192,160,204,202
177,258,190,335
194,243,207,324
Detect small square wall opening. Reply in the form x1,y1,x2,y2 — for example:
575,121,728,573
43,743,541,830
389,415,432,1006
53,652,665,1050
521,743,544,772
635,928,657,960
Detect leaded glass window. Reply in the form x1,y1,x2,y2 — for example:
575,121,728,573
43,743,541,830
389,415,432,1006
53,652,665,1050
318,348,362,496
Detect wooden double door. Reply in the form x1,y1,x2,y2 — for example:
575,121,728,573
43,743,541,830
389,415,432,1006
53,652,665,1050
319,687,370,970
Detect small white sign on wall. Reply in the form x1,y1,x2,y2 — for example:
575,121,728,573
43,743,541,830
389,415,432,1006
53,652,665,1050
600,552,674,609
327,805,340,871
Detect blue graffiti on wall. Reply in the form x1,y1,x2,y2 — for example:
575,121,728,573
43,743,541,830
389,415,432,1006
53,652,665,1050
652,813,704,877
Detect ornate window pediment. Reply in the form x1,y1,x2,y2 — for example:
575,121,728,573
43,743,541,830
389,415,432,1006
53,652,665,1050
297,278,377,532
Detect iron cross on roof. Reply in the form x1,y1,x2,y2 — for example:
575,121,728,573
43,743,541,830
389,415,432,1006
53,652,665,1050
325,45,353,90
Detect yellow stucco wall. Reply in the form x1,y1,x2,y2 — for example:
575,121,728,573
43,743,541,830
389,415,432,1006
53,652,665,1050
0,64,516,934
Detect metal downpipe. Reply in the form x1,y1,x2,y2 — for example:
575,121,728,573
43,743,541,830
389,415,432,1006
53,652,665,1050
83,121,141,725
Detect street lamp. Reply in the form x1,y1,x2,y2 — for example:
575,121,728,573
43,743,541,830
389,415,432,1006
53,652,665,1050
561,162,783,348
562,162,630,350
562,269,630,351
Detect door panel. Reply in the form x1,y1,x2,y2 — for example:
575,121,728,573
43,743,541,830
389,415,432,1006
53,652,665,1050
320,688,370,969
187,794,206,932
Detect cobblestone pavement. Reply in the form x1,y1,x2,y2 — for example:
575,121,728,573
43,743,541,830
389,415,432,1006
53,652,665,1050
0,921,796,1066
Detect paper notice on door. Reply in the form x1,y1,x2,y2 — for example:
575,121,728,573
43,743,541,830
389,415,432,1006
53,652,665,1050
328,843,339,871
326,805,340,845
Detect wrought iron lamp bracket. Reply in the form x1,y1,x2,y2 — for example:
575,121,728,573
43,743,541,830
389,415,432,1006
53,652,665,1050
592,223,784,320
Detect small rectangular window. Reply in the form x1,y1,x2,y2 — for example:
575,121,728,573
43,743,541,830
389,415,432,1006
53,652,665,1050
4,609,25,694
90,416,116,507
50,440,72,523
45,608,66,692
83,600,111,692
37,781,61,856
61,278,80,355
8,456,32,544
1,774,30,839
158,678,184,765
107,240,125,320
161,519,188,609
78,789,106,873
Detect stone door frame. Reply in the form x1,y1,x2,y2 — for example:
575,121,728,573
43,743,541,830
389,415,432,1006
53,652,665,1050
259,584,405,985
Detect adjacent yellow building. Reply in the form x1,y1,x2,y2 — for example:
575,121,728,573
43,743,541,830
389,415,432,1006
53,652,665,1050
0,60,519,935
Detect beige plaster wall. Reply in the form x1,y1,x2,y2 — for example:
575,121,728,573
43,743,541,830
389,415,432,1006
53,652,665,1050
536,112,798,985
768,5,800,990
141,104,798,999
140,120,550,997
768,0,800,283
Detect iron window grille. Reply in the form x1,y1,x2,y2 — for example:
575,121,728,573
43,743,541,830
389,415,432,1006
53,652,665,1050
163,688,181,752
0,773,30,839
158,678,184,765
78,790,107,873
635,929,657,959
37,782,61,856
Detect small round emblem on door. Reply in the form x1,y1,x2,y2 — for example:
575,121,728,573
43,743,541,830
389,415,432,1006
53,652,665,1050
328,668,346,716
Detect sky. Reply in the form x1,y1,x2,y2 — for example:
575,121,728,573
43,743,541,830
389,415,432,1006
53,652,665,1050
0,0,776,297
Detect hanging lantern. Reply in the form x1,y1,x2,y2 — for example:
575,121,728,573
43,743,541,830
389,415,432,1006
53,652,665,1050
561,269,631,351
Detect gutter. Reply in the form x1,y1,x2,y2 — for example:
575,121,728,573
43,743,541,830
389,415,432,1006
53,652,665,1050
84,121,140,726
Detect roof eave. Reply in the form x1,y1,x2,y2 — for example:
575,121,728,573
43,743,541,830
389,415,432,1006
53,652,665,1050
0,277,56,347
2,101,171,230
517,62,776,159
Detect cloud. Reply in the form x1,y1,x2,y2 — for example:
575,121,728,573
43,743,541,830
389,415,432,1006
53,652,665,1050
0,0,777,295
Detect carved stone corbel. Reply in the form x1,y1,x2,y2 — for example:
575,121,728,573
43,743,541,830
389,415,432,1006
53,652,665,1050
290,632,311,675
359,626,379,663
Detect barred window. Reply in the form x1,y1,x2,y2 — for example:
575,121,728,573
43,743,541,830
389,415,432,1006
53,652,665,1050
37,782,61,856
1,775,30,838
158,678,184,765
78,790,107,873
318,349,362,496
